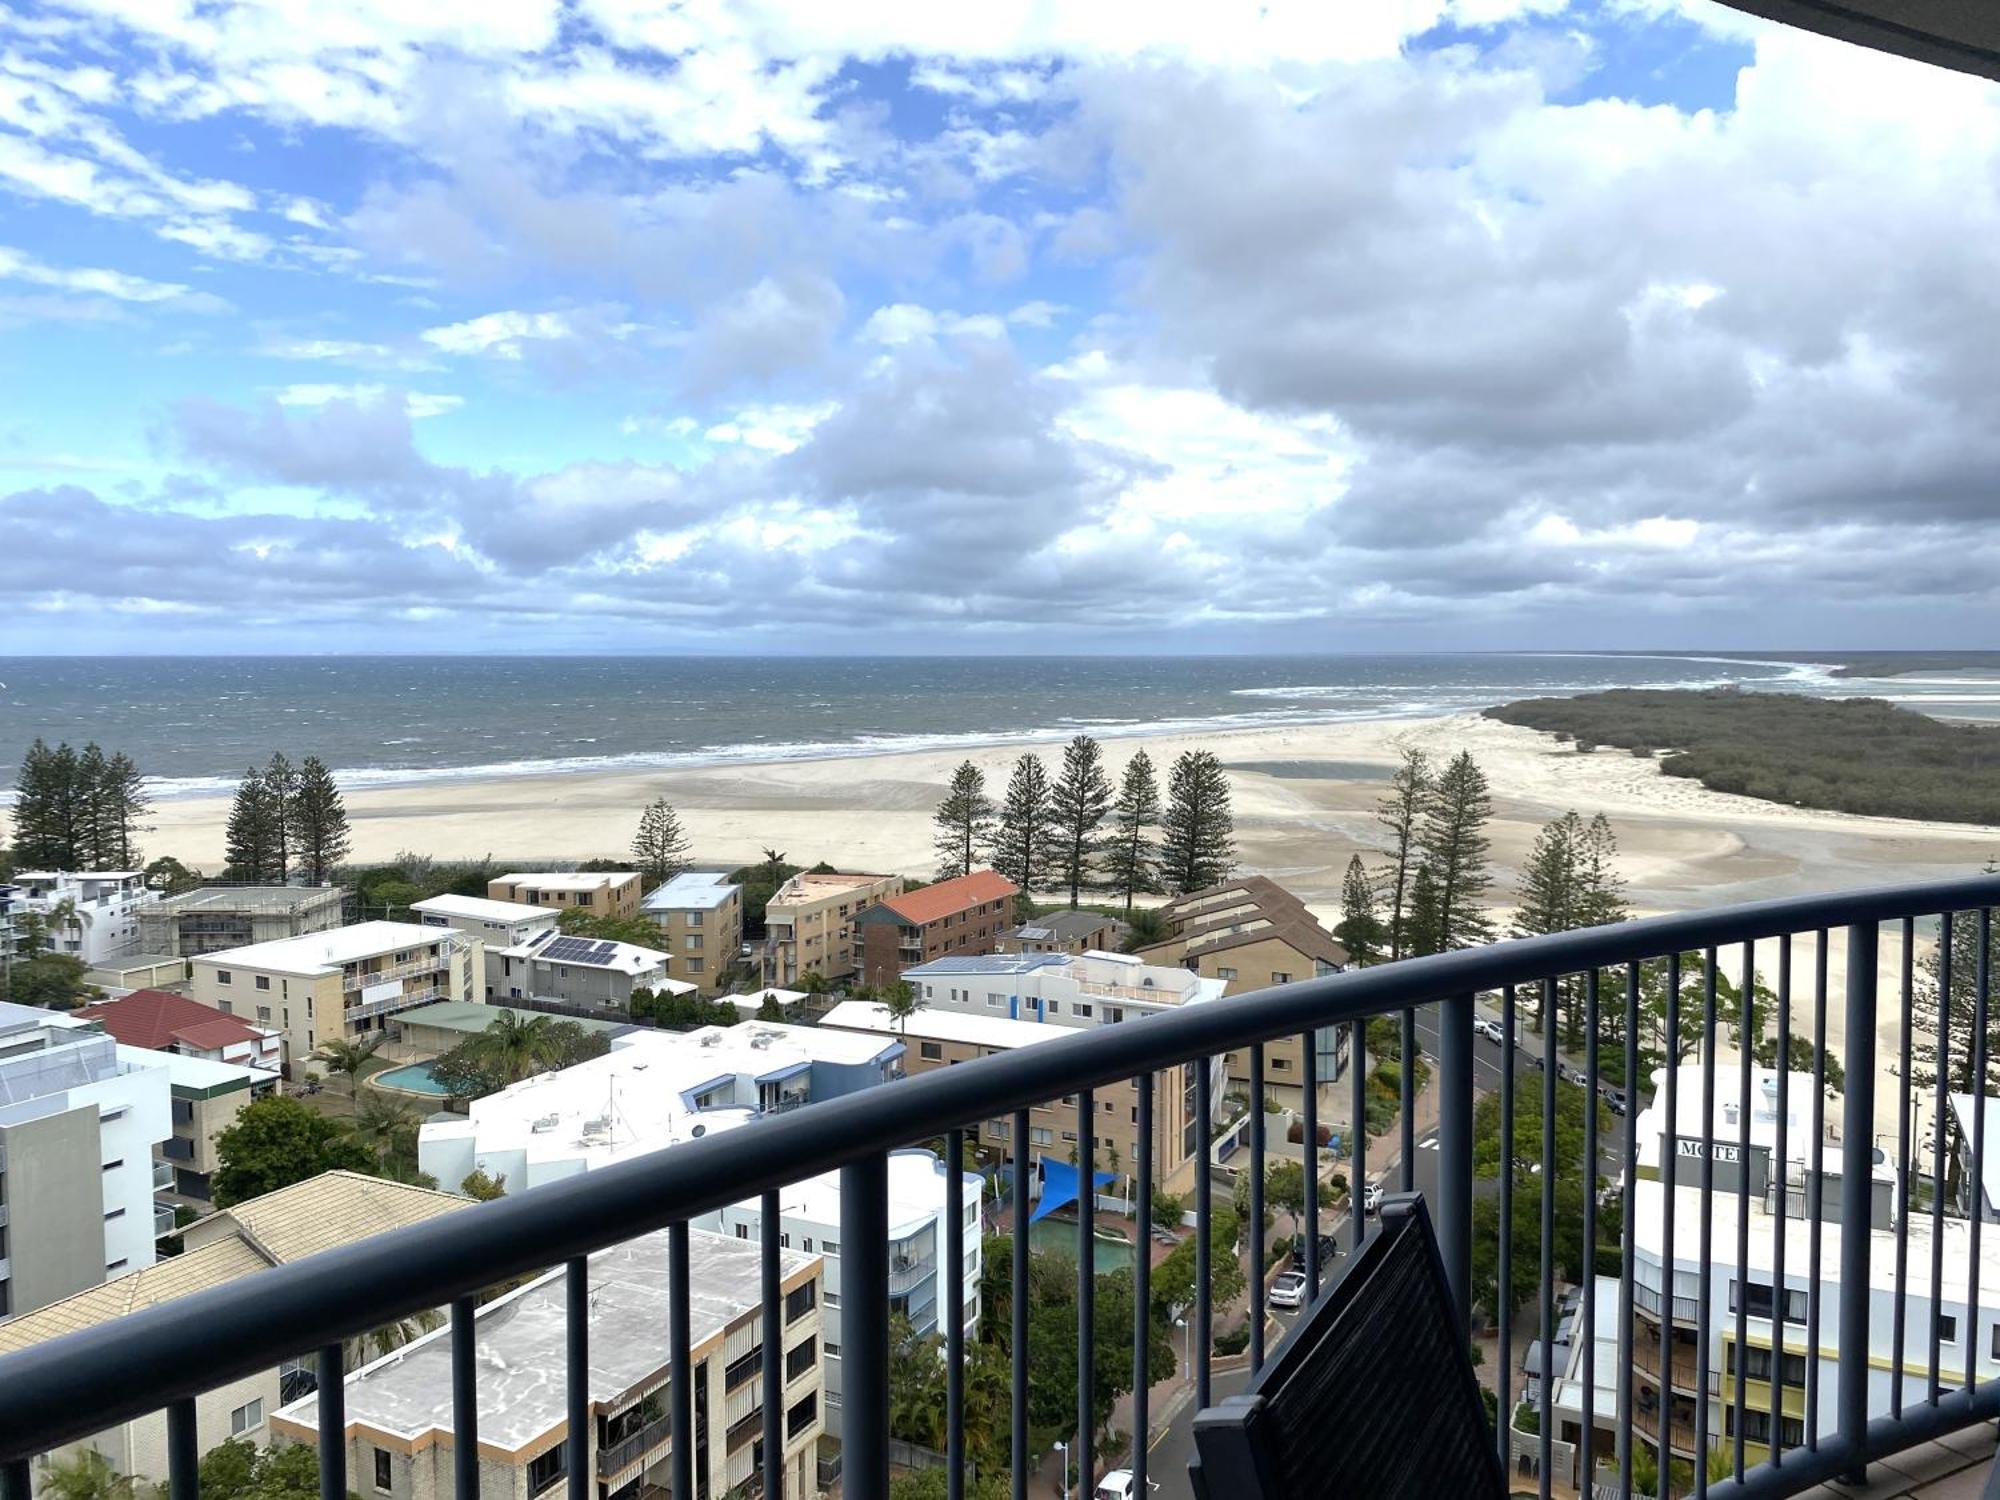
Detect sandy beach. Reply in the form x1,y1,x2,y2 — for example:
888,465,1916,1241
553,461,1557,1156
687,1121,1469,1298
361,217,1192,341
147,711,1998,920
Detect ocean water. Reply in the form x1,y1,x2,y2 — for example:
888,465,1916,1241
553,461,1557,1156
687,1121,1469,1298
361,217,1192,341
0,653,1985,800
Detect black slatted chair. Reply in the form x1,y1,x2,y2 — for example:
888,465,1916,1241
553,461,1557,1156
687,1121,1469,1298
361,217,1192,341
1190,1192,1505,1500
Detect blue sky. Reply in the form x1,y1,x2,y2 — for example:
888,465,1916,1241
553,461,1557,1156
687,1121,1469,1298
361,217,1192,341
2,1,1997,653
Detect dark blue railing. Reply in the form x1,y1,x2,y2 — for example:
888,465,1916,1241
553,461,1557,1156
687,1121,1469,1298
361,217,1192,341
1,875,1997,1500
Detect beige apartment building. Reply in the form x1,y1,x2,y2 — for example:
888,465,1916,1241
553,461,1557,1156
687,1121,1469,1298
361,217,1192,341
275,1228,825,1500
152,1051,279,1206
638,872,744,993
0,1173,467,1493
189,922,480,1069
1138,876,1350,1108
761,872,901,988
822,1000,1215,1195
487,871,644,919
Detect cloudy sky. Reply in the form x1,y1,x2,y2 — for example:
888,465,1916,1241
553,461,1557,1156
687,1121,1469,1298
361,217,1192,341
2,0,1997,654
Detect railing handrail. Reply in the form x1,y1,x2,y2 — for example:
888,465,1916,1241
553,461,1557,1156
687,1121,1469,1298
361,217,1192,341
2,873,1998,1462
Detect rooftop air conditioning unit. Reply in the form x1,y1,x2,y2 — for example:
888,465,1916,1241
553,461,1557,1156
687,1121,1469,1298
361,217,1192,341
700,1033,721,1047
531,1113,560,1133
582,1115,610,1134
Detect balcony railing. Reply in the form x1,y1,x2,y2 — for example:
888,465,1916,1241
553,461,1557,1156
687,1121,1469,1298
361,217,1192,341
341,950,451,993
2,876,1999,1500
595,1413,672,1477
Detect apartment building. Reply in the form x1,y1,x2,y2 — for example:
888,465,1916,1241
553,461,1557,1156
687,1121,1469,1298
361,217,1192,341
409,894,559,1001
485,930,683,1016
188,922,479,1068
12,871,157,966
384,1001,633,1065
1603,1064,1993,1482
0,1001,172,1318
1136,876,1349,1108
275,1226,826,1500
0,1172,468,1486
823,997,1223,1197
487,871,644,919
0,882,19,971
854,869,1019,990
995,910,1130,956
152,1052,279,1206
639,872,744,993
419,1022,909,1191
760,872,902,988
137,886,345,959
76,989,285,1073
419,1023,971,1440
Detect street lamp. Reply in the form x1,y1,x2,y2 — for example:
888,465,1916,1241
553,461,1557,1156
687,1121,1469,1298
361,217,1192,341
1174,1314,1191,1385
1054,1438,1070,1498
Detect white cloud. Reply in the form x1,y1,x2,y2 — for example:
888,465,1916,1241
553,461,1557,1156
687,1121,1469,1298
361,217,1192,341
0,243,220,305
420,309,576,358
273,383,463,418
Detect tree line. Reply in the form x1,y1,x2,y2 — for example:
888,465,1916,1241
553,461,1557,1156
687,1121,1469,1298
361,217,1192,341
224,753,351,883
1333,747,1499,963
931,736,1235,905
9,739,149,869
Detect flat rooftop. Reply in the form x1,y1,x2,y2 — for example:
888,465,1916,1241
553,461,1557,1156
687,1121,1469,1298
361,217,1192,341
278,1227,815,1449
134,1046,276,1094
190,921,455,976
425,1022,901,1174
641,872,738,912
770,871,894,904
822,999,1069,1051
152,886,342,914
493,871,637,891
411,893,559,924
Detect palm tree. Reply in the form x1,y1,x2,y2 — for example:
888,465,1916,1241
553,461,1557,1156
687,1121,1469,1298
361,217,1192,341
346,1307,444,1370
38,1451,136,1500
351,1091,423,1173
314,1033,386,1112
881,978,923,1035
473,1008,565,1083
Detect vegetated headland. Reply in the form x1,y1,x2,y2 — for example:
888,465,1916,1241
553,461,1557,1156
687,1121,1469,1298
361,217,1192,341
1820,650,2000,680
1484,688,2000,826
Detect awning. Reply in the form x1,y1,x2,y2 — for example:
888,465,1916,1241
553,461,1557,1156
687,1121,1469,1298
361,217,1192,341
1029,1156,1118,1224
1716,1,2000,84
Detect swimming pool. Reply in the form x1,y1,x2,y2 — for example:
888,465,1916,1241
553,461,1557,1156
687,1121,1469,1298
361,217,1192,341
374,1062,450,1097
1028,1217,1135,1275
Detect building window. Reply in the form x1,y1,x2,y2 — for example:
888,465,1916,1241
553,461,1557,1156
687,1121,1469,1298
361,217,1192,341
920,1042,943,1061
216,970,232,984
1074,1004,1092,1018
823,1240,839,1256
785,1282,817,1324
1941,1314,1959,1345
987,995,1004,1009
1272,1055,1292,1072
1046,1001,1060,1016
254,975,270,991
526,1445,566,1495
687,958,704,973
686,935,703,951
104,1208,125,1221
786,1394,817,1439
102,1158,123,1172
1271,972,1292,985
688,911,703,928
1216,966,1237,981
257,1007,272,1023
824,1341,841,1358
1032,1127,1054,1146
229,1399,263,1436
373,1450,392,1492
106,1259,128,1272
1106,1007,1124,1023
725,1348,763,1389
786,1338,818,1382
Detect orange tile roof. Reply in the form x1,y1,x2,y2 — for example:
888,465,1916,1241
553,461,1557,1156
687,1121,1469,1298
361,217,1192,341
880,870,1019,927
76,988,270,1052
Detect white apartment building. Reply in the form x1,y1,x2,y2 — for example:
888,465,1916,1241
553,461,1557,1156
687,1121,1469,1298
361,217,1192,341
188,922,480,1067
12,871,157,966
1598,1063,2000,1483
409,894,560,1001
0,1001,173,1319
418,1022,976,1439
904,949,1228,1027
275,1227,826,1500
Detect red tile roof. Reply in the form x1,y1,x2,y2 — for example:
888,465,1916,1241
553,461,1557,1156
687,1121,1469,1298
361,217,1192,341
76,989,271,1053
880,870,1019,927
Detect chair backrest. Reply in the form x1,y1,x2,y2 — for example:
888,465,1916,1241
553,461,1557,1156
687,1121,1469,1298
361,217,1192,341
1189,1192,1505,1500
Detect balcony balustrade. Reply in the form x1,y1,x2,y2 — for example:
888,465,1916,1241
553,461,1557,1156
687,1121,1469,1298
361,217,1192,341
1,875,1998,1500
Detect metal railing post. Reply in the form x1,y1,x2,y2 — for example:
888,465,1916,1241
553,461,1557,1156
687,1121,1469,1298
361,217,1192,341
1438,990,1474,1334
840,1154,891,1500
1839,921,1879,1482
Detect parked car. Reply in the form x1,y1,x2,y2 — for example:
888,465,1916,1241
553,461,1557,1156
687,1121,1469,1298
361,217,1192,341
1558,1061,1586,1086
1095,1471,1159,1499
1290,1233,1339,1272
1473,1017,1503,1044
1363,1183,1384,1215
1601,1085,1629,1116
1269,1270,1310,1309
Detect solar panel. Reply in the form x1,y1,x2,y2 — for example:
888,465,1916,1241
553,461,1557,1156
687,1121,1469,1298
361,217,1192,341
540,936,618,966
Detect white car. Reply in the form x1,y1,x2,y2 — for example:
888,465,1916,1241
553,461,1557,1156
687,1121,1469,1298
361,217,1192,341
1094,1470,1159,1499
1269,1270,1309,1309
1363,1183,1384,1215
1473,1017,1503,1044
